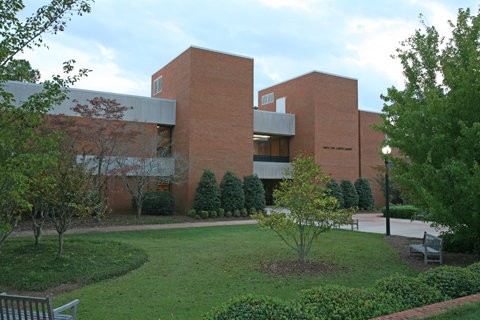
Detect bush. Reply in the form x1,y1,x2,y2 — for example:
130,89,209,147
326,179,344,209
194,170,221,212
441,231,477,253
241,208,248,217
225,211,232,218
210,210,218,219
299,285,400,319
374,274,445,309
354,178,374,210
200,210,209,219
204,295,304,320
418,266,479,298
250,207,257,215
233,209,241,217
340,180,358,209
380,205,422,220
218,208,225,218
139,192,175,215
243,175,266,212
220,171,245,212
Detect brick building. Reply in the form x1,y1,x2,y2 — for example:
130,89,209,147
6,46,385,213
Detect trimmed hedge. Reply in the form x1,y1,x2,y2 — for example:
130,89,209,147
374,274,445,309
380,205,422,220
138,191,175,215
204,295,306,320
299,285,399,320
418,266,479,299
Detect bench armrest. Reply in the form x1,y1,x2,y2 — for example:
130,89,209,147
54,299,80,314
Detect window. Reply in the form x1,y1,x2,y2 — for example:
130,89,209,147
153,76,163,95
261,92,274,105
156,125,172,156
253,134,289,162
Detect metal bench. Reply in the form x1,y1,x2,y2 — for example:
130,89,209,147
409,232,443,265
333,218,359,230
0,293,79,320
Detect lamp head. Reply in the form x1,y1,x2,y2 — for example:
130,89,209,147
382,145,392,155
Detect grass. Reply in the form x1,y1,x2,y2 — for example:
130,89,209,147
428,301,480,319
2,225,418,319
0,238,148,291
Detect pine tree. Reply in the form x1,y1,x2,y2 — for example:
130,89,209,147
326,179,344,209
340,179,359,209
220,171,245,212
355,178,374,210
193,170,221,212
243,174,266,212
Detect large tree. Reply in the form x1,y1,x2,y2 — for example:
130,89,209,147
0,0,92,250
377,8,480,250
253,155,352,265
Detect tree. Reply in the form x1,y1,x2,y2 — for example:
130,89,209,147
253,155,352,265
355,178,374,210
193,170,221,212
0,0,92,250
326,179,344,209
243,174,266,212
1,59,40,83
376,8,480,251
340,180,358,209
220,171,245,212
68,97,135,220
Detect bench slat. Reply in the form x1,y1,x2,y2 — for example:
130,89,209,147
408,232,443,265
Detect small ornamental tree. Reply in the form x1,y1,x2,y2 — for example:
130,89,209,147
355,178,374,210
253,155,352,265
340,179,359,209
243,174,266,212
194,170,221,212
326,179,344,209
220,171,245,212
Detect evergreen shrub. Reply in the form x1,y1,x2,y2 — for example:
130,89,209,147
354,178,374,210
194,170,221,212
140,191,175,215
220,171,245,212
418,266,479,298
326,179,344,209
340,180,358,209
243,175,266,212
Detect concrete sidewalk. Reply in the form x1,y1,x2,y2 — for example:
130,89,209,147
349,213,447,238
11,212,445,238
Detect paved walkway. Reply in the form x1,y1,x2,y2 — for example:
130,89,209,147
12,212,445,238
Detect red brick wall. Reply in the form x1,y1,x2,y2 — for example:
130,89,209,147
359,110,385,206
152,47,253,212
258,72,359,182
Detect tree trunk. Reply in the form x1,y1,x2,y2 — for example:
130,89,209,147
137,200,142,219
57,231,64,258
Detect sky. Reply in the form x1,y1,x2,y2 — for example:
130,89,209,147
19,0,479,113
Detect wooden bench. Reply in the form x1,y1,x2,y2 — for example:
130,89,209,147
333,219,359,230
409,232,443,265
0,293,79,320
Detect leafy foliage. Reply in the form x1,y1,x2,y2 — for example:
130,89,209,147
139,191,175,216
194,170,221,212
1,59,40,82
380,205,423,220
243,175,266,212
354,178,374,210
376,8,480,252
204,295,305,320
0,0,92,250
220,171,245,212
418,266,479,299
340,180,358,209
253,155,352,264
374,274,445,309
326,179,344,209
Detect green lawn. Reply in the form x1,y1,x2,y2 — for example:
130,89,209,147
3,225,418,319
428,301,480,319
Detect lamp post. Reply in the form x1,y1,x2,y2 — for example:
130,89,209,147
382,146,392,236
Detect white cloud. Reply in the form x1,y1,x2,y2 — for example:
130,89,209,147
258,0,330,15
17,34,149,96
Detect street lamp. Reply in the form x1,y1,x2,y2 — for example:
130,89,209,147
382,145,392,236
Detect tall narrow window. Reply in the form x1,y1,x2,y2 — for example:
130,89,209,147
153,76,163,95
